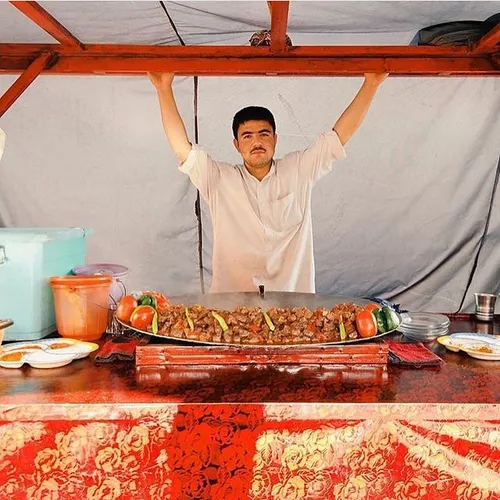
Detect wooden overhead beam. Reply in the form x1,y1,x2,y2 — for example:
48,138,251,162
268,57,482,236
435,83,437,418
0,44,480,58
0,51,52,118
0,44,498,76
472,23,500,54
1,56,495,76
268,1,290,53
10,1,84,49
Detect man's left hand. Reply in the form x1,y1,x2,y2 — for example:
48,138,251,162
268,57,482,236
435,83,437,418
364,73,389,86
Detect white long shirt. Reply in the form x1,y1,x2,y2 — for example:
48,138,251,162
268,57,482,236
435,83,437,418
179,130,346,293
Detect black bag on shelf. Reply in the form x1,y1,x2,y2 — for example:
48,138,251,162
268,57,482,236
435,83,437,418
410,13,499,46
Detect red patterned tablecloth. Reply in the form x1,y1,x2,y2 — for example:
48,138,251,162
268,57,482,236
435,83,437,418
2,317,500,499
1,403,500,500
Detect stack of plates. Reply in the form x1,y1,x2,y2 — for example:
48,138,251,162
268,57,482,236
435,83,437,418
398,312,450,341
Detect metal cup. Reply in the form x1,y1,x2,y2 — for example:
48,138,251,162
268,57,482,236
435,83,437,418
476,322,495,335
474,293,497,322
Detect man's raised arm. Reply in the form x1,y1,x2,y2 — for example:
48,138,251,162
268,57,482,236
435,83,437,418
148,72,192,163
333,73,388,146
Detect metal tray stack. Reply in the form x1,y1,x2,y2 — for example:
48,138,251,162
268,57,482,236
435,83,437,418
398,312,450,341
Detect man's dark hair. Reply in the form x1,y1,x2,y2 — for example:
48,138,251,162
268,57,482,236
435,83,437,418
232,106,276,139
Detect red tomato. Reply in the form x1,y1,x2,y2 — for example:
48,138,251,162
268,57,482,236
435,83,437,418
365,303,380,313
116,295,138,323
356,310,377,338
130,306,156,331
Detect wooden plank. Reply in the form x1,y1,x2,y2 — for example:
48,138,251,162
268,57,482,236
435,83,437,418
0,44,497,76
0,43,478,58
136,343,389,366
10,1,84,49
43,56,500,76
472,23,500,54
268,1,290,53
0,51,52,118
136,364,389,388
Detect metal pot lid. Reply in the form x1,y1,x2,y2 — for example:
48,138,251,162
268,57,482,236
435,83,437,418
168,291,371,310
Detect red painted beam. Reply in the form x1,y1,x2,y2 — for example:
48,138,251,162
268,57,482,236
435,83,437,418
268,1,290,53
10,1,84,49
0,56,496,76
0,51,52,117
472,23,500,54
0,44,498,76
0,43,481,58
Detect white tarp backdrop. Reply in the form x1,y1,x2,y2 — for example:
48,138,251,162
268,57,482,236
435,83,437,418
1,1,499,312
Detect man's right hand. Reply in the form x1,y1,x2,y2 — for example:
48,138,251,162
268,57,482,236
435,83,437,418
148,72,175,91
148,71,191,163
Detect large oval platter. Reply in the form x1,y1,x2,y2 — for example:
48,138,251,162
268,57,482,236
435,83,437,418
117,292,400,347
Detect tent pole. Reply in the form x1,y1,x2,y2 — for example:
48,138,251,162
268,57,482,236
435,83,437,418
268,1,290,53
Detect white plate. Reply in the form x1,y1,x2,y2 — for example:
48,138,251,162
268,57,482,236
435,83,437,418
0,359,25,369
437,333,500,361
1,341,50,351
24,351,77,369
462,348,500,361
400,312,450,331
0,338,98,368
42,339,99,359
401,328,449,342
0,348,43,368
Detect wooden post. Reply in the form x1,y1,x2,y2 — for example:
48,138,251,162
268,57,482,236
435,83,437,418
268,1,290,53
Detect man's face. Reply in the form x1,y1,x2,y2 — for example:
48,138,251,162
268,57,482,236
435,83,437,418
233,120,277,171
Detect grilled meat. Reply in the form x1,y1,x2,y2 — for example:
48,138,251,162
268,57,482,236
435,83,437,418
156,302,364,345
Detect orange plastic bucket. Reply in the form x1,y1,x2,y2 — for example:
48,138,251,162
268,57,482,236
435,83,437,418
49,275,112,341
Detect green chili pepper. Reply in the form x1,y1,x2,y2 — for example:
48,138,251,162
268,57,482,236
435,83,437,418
339,316,346,341
212,311,228,331
185,307,194,331
263,311,275,332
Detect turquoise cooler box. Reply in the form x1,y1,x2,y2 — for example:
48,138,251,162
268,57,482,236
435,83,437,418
0,228,92,341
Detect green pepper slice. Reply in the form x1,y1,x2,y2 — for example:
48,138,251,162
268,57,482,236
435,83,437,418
212,311,228,332
138,294,157,309
185,307,194,331
382,306,399,331
339,316,346,341
263,311,275,332
372,308,388,333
